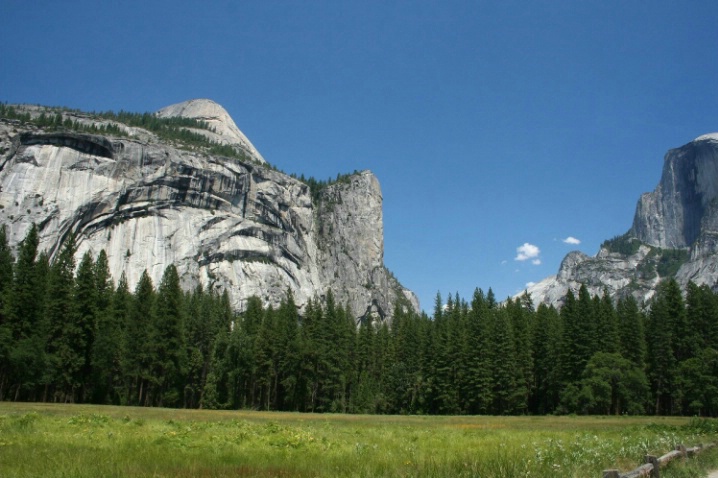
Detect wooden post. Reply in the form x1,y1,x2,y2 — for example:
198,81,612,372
603,470,620,478
645,455,659,478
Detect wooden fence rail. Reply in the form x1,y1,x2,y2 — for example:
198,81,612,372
603,443,715,478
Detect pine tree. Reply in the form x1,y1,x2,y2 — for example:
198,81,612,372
93,251,114,319
0,224,12,309
254,304,279,410
432,293,460,414
184,285,217,408
374,321,393,413
685,282,716,353
44,233,80,402
530,303,561,414
124,270,155,405
314,290,352,412
388,303,426,413
647,279,682,415
200,289,235,410
73,251,97,401
149,264,187,407
0,224,14,398
488,307,519,414
558,289,583,411
595,289,619,353
617,296,646,369
221,313,248,409
465,288,493,414
275,290,301,410
5,225,43,400
237,295,263,408
506,295,533,413
353,315,378,413
666,279,694,363
577,284,598,358
93,271,129,404
298,297,320,411
558,289,580,385
334,301,356,412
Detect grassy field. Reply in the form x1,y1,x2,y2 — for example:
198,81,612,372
1,403,718,477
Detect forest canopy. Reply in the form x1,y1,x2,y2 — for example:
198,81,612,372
1,223,717,416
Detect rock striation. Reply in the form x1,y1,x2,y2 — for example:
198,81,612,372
525,133,718,306
0,100,418,320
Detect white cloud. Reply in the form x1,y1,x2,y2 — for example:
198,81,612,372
532,259,542,265
515,243,540,261
525,281,536,288
563,236,581,245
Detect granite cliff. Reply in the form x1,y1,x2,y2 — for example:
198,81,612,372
0,100,418,320
526,133,718,306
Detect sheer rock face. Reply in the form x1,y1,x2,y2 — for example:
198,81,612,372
525,134,718,307
0,102,418,320
630,133,718,249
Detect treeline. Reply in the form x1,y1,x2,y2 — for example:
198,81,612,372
294,172,357,203
0,224,234,407
2,223,718,415
344,283,718,417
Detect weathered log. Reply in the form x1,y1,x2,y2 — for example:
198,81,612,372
601,443,717,478
657,449,682,465
622,463,653,478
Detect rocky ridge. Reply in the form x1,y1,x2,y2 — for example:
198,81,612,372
156,99,267,164
526,133,718,306
0,100,418,320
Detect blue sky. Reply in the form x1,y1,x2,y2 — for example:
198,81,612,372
2,1,717,313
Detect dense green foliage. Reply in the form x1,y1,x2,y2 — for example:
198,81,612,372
1,224,718,416
657,248,691,277
299,172,356,203
602,233,643,255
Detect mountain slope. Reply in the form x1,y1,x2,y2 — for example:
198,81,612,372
526,133,718,306
156,99,267,164
0,101,418,320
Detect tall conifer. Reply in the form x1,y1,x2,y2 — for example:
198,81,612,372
44,233,79,402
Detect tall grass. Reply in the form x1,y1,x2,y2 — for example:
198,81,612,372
1,403,717,477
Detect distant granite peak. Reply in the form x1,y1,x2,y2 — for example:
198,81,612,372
695,133,718,142
523,132,718,307
629,131,718,249
156,99,266,164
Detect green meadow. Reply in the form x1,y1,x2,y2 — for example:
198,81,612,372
1,403,718,478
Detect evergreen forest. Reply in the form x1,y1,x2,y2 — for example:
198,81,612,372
1,224,718,416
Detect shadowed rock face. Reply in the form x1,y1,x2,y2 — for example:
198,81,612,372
0,101,418,320
524,134,718,307
630,134,718,249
